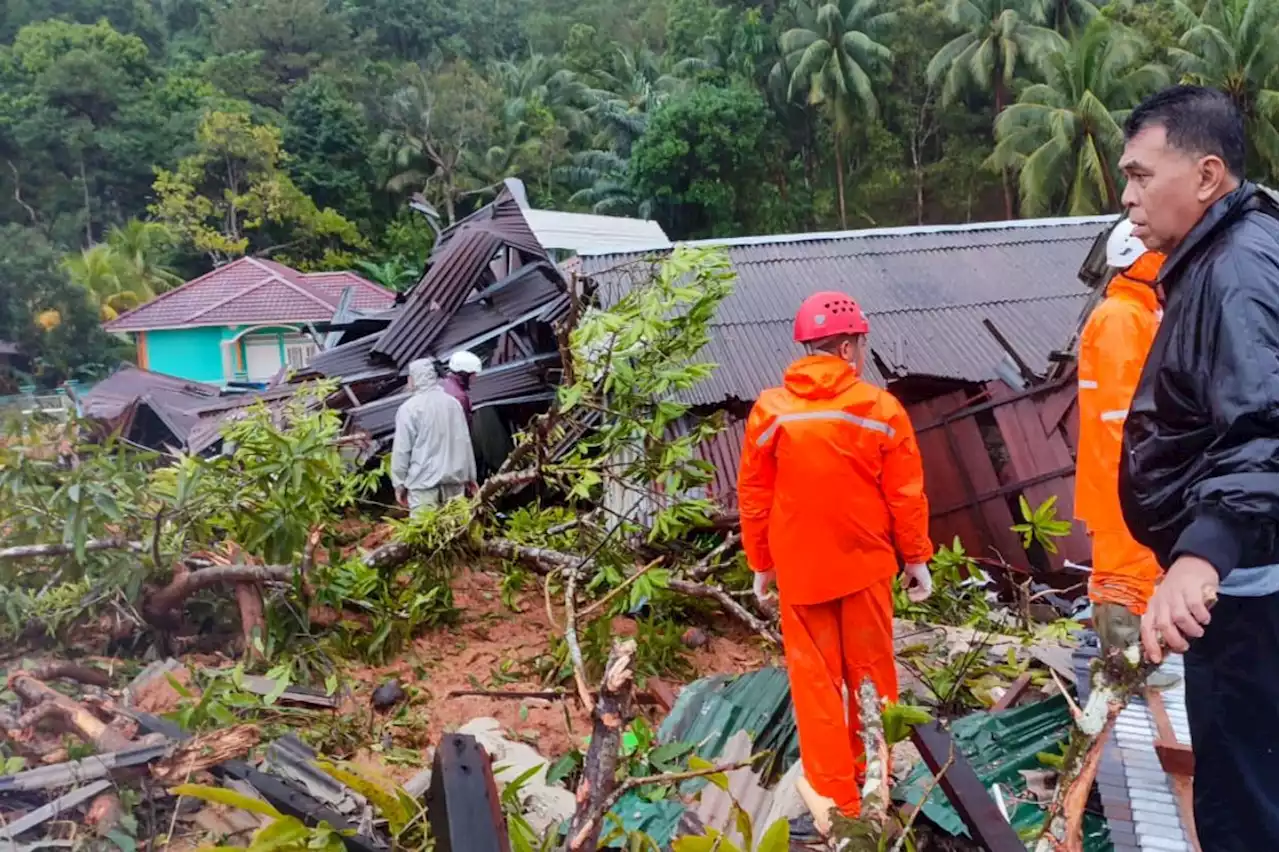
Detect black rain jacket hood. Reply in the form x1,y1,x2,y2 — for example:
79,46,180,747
1119,181,1279,578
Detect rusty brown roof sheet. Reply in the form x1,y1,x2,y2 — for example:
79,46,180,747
373,189,557,367
581,217,1110,404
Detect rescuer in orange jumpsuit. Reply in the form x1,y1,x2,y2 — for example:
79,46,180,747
738,292,934,822
1075,219,1172,677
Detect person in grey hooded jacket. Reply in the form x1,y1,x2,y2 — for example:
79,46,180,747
391,359,477,511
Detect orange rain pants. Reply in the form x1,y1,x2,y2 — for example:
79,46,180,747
1074,253,1164,614
738,354,932,815
780,580,898,815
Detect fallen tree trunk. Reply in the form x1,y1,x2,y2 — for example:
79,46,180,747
8,673,133,751
143,563,293,623
565,639,637,852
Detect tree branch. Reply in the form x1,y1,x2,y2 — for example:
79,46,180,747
687,532,741,581
666,578,781,646
566,640,637,852
0,539,146,561
144,564,294,619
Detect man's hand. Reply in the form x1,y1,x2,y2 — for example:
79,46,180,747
465,481,479,498
753,570,777,614
1140,555,1219,662
395,486,409,508
903,563,932,602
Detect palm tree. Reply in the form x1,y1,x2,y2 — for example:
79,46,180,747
772,0,897,228
585,47,685,157
1038,0,1100,36
557,150,654,217
378,65,498,224
64,244,155,321
988,19,1168,215
354,259,420,291
106,220,183,295
927,0,1064,216
1169,0,1279,184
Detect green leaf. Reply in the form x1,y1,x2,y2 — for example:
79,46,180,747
754,818,790,852
688,755,730,792
735,804,754,852
171,784,283,818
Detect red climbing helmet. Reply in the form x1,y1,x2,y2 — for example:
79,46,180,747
793,291,870,343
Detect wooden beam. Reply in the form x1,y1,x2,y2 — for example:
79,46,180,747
1147,688,1201,852
991,672,1034,712
1154,741,1195,777
910,722,1025,852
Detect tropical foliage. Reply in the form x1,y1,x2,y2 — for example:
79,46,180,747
0,0,1274,384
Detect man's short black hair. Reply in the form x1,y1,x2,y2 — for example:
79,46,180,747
1124,85,1246,178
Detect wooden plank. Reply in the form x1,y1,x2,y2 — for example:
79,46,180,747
991,672,1034,712
1147,689,1202,850
910,722,1026,852
1037,381,1078,438
427,734,509,852
1154,741,1195,776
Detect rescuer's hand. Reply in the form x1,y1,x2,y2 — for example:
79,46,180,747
903,563,932,602
752,570,777,612
1140,556,1218,662
395,486,409,508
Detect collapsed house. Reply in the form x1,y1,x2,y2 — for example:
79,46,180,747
82,185,589,469
579,215,1119,574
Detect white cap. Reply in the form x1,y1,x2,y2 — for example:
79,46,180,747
447,350,482,375
1106,218,1147,269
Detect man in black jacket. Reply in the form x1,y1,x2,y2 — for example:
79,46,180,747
1117,85,1278,849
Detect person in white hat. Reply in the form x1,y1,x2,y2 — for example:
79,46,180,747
443,350,482,427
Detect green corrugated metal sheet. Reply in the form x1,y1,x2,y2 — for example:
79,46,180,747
656,666,800,784
895,695,1111,850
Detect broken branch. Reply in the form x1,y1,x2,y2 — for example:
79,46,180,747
688,532,741,581
0,539,145,561
565,639,637,852
579,556,663,618
8,673,132,751
563,557,595,714
666,578,781,646
143,563,294,620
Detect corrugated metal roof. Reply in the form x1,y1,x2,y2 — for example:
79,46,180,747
374,189,556,367
521,208,671,254
581,217,1109,403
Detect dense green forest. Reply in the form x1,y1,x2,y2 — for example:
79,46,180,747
0,0,1275,387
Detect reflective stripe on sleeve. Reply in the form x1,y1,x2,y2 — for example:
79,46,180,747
1100,409,1129,422
1078,379,1099,389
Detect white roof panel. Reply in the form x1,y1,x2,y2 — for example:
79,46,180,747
522,209,671,255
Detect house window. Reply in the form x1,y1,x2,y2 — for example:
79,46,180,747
283,335,318,370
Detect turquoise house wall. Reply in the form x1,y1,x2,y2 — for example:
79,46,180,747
142,327,229,383
140,325,303,385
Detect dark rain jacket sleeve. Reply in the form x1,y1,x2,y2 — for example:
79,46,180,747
1170,254,1280,579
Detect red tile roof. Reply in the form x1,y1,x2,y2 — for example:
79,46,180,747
103,257,394,332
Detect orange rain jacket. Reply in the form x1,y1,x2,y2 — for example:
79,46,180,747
738,355,934,604
738,354,932,815
1075,253,1164,612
